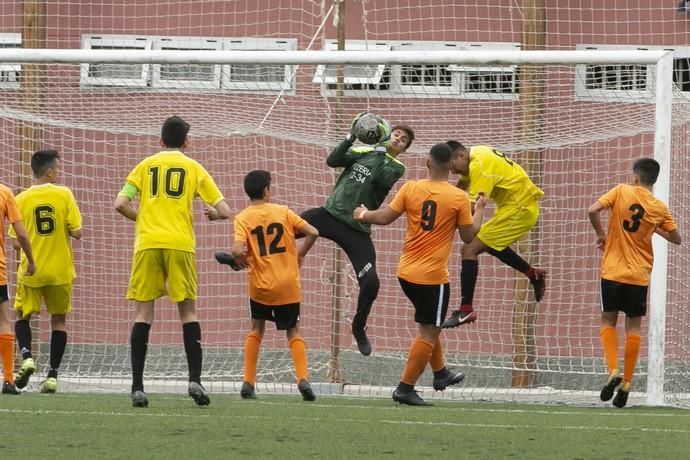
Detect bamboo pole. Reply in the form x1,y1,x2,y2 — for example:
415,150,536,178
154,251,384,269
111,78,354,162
511,0,545,388
19,0,45,190
326,0,346,384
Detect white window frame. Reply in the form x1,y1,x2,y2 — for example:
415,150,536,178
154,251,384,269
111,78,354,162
393,41,460,96
80,35,152,87
0,33,22,89
314,40,519,100
222,38,297,93
152,37,222,90
81,34,296,93
575,44,656,103
313,40,392,89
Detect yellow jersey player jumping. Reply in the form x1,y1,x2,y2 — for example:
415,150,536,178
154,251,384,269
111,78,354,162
442,142,546,328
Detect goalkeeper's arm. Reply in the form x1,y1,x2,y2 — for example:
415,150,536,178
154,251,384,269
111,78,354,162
326,112,367,168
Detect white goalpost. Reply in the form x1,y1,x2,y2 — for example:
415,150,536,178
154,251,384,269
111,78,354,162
0,47,687,408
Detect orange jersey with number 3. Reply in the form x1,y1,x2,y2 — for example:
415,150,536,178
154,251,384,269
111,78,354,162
598,184,677,286
233,203,308,305
389,179,473,284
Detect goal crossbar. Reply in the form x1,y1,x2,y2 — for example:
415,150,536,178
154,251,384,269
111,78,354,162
0,49,670,65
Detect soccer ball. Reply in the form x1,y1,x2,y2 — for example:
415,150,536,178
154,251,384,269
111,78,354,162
354,113,385,145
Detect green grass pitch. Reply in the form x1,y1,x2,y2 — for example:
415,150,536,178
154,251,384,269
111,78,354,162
1,392,689,459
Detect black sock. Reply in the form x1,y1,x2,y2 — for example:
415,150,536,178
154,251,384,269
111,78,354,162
182,322,202,384
397,382,414,393
460,260,479,306
48,330,67,379
14,319,32,360
433,367,449,379
488,247,531,274
130,322,151,392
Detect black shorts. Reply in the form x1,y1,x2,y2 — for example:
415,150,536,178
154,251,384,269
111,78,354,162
0,285,7,302
250,299,300,330
600,279,648,318
398,278,450,326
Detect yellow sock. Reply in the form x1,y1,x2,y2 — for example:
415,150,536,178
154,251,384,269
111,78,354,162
623,334,641,383
400,337,434,386
0,333,15,383
599,326,618,373
289,336,308,382
243,333,261,385
429,336,445,373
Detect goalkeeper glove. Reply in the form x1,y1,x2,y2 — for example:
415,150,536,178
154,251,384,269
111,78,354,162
376,117,392,146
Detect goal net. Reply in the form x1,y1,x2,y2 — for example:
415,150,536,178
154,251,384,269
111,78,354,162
0,46,688,407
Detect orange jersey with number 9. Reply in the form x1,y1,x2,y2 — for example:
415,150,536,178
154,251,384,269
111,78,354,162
389,179,473,285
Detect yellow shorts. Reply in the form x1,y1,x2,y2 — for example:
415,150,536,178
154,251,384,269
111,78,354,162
14,283,72,317
127,248,197,302
477,201,540,251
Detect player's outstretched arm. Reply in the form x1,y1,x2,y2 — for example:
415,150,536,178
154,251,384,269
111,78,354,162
69,228,83,240
655,228,682,245
354,204,401,226
205,200,232,221
230,241,250,269
458,193,486,243
114,195,137,222
11,220,36,276
588,201,607,250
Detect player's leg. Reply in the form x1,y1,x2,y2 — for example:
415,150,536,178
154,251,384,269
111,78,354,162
168,249,209,406
599,279,622,402
41,284,72,393
333,228,379,356
423,284,464,391
301,208,379,355
0,285,20,394
393,280,445,406
280,304,315,401
127,249,166,407
177,298,210,406
488,247,546,301
441,237,488,328
242,309,266,400
429,336,465,391
613,284,646,408
486,202,546,301
13,284,39,389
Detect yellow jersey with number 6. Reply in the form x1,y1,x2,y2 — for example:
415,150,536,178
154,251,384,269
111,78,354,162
10,183,82,287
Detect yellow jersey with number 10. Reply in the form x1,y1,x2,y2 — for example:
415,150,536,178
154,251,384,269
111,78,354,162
124,150,224,254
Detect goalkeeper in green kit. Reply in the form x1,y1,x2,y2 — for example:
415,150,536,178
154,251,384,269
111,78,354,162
301,113,415,355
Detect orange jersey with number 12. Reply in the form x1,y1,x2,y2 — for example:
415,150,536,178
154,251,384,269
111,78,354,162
234,203,308,305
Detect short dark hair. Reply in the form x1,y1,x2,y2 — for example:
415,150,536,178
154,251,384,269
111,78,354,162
429,143,453,165
161,116,190,148
31,149,60,178
445,140,467,154
633,157,660,186
392,124,415,149
244,170,271,200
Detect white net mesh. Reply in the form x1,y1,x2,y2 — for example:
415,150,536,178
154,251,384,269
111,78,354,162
0,0,688,408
